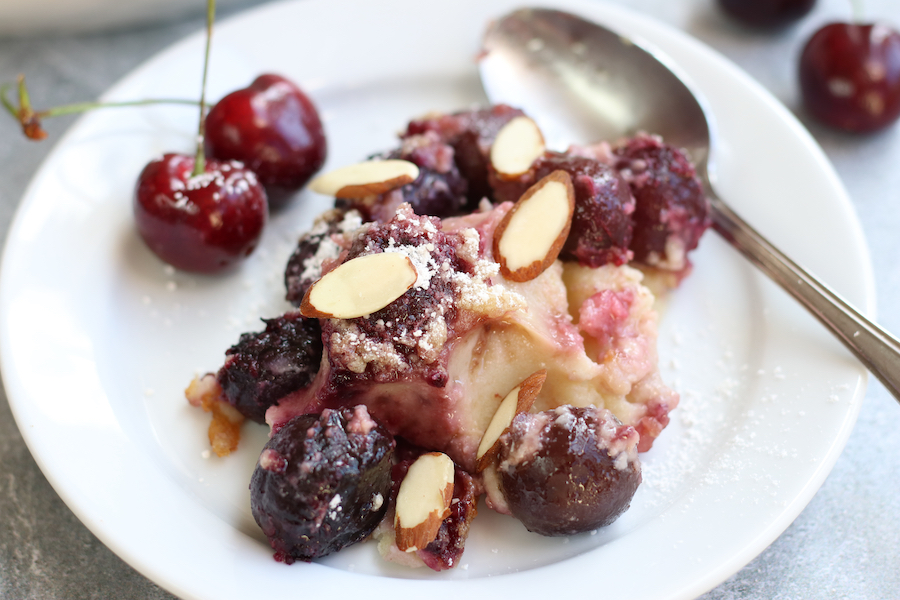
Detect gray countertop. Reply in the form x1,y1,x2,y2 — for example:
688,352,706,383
1,0,899,598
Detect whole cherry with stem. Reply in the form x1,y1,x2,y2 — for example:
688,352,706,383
0,75,196,141
133,0,268,274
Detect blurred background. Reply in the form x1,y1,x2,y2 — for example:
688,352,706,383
1,0,898,598
0,0,258,36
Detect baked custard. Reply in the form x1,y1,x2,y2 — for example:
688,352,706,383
186,105,710,570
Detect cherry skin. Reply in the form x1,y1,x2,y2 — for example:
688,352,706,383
134,153,268,273
718,0,815,28
204,74,327,209
799,23,900,133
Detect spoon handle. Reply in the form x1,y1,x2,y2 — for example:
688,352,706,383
709,194,900,401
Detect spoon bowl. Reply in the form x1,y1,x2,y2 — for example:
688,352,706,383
480,8,711,165
480,7,900,403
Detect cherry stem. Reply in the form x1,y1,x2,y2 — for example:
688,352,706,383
1,75,45,139
1,74,197,141
36,98,198,117
0,83,16,118
192,0,216,177
17,74,33,114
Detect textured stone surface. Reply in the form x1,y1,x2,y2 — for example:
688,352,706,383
1,0,899,598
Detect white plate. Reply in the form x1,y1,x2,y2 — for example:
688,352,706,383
0,0,873,599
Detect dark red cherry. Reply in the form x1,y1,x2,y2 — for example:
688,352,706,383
612,134,709,274
496,405,642,536
533,152,635,268
250,406,394,563
204,74,327,209
799,23,900,133
134,153,268,273
405,104,524,207
217,312,323,423
718,0,815,28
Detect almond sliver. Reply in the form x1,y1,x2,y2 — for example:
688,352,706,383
309,159,419,198
300,252,417,319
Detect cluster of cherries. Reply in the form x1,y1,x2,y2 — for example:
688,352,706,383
719,0,900,133
134,73,327,274
128,0,326,274
3,0,327,276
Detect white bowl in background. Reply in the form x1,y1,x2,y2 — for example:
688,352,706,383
0,0,262,36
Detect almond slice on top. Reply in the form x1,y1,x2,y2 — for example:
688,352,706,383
309,159,419,199
300,252,417,319
475,370,547,472
490,115,545,180
394,452,455,552
493,170,575,282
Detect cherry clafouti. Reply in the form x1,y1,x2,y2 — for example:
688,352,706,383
799,21,900,133
205,74,327,209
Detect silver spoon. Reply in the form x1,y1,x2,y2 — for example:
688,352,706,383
479,7,900,402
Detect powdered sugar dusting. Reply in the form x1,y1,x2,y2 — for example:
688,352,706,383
329,323,410,374
453,228,526,317
383,238,440,291
301,236,342,283
321,205,530,377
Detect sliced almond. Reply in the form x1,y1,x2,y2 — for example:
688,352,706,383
394,452,455,552
490,115,545,180
300,252,417,319
475,370,547,472
493,170,575,282
309,159,419,199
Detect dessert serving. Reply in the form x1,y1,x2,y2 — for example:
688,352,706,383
186,104,711,570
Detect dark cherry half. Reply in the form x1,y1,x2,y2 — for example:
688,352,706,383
133,153,268,273
217,312,323,423
205,74,327,208
799,22,900,133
